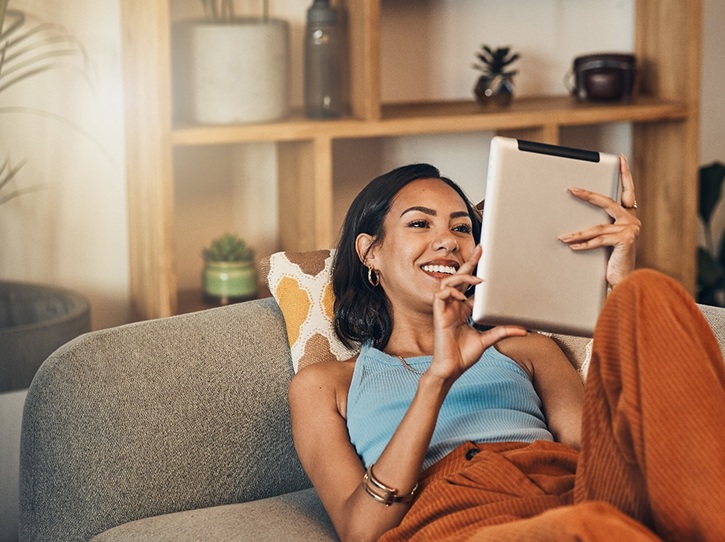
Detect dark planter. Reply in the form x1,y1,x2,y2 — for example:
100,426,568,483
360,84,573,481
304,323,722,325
474,74,515,107
0,281,90,392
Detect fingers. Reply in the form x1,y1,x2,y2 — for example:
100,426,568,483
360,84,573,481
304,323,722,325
566,187,634,222
483,325,528,342
559,222,639,250
619,154,637,212
435,282,470,303
564,154,640,247
567,154,637,219
457,244,482,276
437,245,482,295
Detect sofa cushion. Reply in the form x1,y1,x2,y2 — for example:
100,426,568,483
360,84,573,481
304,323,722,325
261,249,358,372
91,488,338,542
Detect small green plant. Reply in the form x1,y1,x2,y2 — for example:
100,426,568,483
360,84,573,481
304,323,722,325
203,233,254,262
697,161,725,306
473,45,519,79
199,0,269,22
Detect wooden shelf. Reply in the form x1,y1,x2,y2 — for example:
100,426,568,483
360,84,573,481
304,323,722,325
172,96,689,146
121,0,702,321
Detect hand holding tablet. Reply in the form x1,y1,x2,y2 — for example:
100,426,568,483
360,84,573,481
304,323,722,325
471,136,623,337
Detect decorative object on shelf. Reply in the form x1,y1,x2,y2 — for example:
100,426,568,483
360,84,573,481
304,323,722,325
697,161,725,307
472,45,519,107
202,233,258,304
176,0,290,124
567,52,638,102
304,0,342,118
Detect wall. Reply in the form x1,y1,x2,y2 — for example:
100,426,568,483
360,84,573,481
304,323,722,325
699,0,725,249
0,0,129,332
1,0,723,540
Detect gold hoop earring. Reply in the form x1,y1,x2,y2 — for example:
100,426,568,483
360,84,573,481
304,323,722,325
367,266,380,287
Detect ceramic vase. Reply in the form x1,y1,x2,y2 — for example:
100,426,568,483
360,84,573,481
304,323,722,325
202,261,258,304
177,18,290,124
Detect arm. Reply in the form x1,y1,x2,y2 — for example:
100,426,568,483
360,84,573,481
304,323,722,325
289,359,451,541
289,249,526,541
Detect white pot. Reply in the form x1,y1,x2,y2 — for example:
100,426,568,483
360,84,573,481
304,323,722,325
177,18,290,124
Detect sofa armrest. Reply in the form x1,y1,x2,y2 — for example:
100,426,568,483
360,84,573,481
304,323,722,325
19,297,310,542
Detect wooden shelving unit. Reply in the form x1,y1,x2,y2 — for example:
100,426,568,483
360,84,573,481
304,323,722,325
121,0,702,321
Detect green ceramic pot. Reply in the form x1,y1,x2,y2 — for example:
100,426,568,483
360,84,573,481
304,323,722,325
202,261,258,305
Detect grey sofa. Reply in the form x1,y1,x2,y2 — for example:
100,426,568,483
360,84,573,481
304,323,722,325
18,296,725,542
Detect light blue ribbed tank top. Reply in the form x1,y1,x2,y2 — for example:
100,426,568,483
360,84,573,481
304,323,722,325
346,343,553,470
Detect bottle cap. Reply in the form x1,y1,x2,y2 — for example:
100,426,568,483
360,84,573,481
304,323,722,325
307,0,337,24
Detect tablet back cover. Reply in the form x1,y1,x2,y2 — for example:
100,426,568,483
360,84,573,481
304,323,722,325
471,137,620,337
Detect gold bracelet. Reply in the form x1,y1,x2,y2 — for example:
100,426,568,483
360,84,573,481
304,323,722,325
361,464,418,506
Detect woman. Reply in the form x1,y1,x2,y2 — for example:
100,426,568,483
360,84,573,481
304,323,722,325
288,160,725,541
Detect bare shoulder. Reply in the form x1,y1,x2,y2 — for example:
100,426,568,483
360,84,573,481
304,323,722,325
290,356,357,390
289,356,358,416
494,333,565,377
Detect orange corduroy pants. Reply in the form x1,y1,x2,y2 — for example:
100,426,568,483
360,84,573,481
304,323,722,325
380,269,725,541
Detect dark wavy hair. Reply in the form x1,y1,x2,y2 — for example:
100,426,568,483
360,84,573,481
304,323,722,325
332,163,481,351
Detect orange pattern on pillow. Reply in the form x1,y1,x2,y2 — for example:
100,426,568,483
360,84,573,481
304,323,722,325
275,276,310,347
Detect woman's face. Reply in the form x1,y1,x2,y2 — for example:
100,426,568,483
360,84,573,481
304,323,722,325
360,178,477,311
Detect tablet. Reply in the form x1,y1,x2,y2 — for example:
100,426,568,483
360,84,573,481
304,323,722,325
471,136,621,337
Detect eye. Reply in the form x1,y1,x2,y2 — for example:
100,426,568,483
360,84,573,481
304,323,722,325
407,219,429,229
452,223,473,234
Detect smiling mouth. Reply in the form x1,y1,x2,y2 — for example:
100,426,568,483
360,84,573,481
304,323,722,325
421,264,457,275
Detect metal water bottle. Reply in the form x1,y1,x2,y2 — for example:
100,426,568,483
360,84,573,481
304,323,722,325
304,0,341,118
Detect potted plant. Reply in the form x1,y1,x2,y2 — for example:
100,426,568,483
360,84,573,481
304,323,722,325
202,233,258,304
1,0,92,392
175,0,290,124
472,44,520,107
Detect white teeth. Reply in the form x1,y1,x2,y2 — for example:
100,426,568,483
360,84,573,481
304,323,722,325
422,264,456,275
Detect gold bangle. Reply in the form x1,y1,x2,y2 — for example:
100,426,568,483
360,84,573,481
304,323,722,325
361,464,418,506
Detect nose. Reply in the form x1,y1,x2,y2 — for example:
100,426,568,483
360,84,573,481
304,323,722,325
433,230,458,253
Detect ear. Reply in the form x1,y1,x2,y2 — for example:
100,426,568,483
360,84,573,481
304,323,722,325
355,233,377,266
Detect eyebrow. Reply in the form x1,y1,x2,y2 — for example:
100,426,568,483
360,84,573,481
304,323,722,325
400,206,470,220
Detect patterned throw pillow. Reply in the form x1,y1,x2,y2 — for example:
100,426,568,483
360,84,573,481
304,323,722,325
262,249,592,379
262,249,359,373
